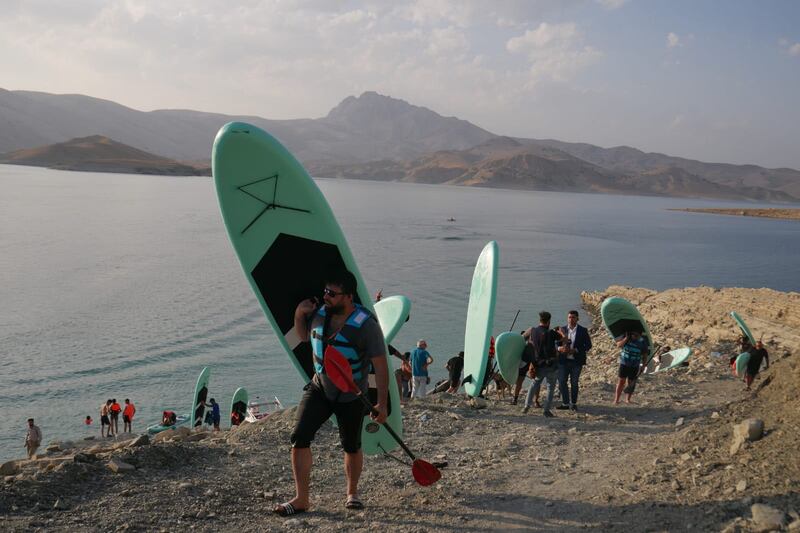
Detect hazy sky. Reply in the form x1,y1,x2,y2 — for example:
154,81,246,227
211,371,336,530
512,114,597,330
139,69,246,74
2,0,799,168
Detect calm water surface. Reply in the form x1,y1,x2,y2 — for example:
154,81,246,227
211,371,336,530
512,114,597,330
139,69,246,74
1,164,798,459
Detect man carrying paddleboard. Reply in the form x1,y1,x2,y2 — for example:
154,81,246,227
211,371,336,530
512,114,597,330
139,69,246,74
614,331,649,404
276,270,389,516
744,340,769,391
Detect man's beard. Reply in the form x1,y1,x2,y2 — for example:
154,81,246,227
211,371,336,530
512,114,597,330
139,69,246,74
324,302,345,315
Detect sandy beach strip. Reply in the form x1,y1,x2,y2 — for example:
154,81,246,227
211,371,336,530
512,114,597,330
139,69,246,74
669,208,800,220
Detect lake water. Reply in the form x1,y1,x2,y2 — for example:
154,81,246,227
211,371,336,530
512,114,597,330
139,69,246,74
1,164,798,460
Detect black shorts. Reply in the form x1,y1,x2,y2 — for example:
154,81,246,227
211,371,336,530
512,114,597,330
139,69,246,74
110,413,119,420
100,415,110,425
123,415,131,423
618,364,639,380
291,381,367,454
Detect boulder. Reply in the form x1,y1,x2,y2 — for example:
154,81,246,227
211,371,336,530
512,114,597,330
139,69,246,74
128,434,150,448
750,504,786,532
0,461,20,476
184,433,208,443
152,429,176,443
107,458,135,473
73,452,96,463
730,419,764,455
46,444,61,453
468,397,487,409
176,427,191,437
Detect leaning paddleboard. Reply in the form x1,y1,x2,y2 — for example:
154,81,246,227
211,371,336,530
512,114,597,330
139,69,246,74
462,241,499,397
213,122,401,455
374,295,411,345
730,311,756,345
191,366,210,429
230,387,248,427
735,352,751,377
495,331,525,385
644,347,692,374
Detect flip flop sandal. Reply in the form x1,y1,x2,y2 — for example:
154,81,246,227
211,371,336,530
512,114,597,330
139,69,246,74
273,502,307,517
345,496,364,510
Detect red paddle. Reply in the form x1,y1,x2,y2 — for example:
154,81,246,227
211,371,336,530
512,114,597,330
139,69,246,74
323,346,441,486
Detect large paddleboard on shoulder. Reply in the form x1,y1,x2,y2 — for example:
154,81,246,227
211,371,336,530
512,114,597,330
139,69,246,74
230,387,248,427
730,311,756,345
213,122,401,454
462,241,499,397
191,367,210,429
374,295,411,345
600,297,654,349
495,331,525,385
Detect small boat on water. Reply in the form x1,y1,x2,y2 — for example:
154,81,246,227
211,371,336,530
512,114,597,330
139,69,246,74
146,411,190,434
245,397,283,423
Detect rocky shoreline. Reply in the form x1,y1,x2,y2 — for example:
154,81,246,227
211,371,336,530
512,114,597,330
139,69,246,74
668,208,800,221
1,285,798,532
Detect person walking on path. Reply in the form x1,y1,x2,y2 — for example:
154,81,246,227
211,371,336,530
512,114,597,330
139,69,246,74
122,399,136,433
110,399,122,436
410,340,433,399
745,340,770,391
100,399,112,438
275,270,389,516
522,312,562,417
25,418,42,459
556,310,593,411
614,330,649,404
446,351,465,393
205,398,221,431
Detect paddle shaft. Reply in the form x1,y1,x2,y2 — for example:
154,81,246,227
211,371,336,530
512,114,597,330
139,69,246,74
508,309,521,332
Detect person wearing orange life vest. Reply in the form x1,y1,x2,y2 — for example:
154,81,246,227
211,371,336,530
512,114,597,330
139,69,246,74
122,399,136,433
110,399,122,436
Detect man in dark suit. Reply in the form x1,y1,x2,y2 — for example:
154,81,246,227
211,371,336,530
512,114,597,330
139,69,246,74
557,310,592,411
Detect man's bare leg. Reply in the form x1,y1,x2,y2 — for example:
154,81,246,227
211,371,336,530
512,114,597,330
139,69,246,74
344,450,363,498
614,378,625,404
288,447,312,509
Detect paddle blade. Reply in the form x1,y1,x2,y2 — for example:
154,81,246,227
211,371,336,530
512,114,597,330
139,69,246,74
412,459,442,486
323,346,360,394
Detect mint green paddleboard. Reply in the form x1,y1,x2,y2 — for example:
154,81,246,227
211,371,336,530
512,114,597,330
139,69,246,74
495,331,526,385
600,296,654,349
644,347,692,374
230,387,248,427
212,122,401,454
374,295,411,345
735,352,750,378
462,241,499,397
191,366,210,429
730,311,756,345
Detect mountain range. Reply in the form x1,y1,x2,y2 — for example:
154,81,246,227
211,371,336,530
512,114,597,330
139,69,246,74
1,87,798,201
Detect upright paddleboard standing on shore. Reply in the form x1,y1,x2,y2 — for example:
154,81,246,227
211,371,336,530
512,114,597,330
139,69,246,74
462,241,499,397
230,387,248,427
374,295,412,345
600,297,655,369
212,122,401,455
495,331,526,385
191,367,210,429
730,311,756,345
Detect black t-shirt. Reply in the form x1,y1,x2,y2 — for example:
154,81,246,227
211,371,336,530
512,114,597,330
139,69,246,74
747,347,768,373
447,356,464,381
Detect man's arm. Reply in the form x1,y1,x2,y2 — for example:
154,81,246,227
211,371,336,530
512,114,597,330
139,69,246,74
293,298,318,342
582,326,592,352
614,334,628,348
370,355,389,424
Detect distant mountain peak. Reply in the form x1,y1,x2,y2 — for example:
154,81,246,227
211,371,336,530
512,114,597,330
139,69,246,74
326,91,434,121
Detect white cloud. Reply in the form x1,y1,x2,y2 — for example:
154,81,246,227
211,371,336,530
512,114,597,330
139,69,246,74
789,43,800,57
667,32,681,48
506,22,602,85
426,26,469,56
596,0,629,10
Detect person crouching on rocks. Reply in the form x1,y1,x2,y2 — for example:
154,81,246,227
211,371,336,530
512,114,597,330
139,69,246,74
614,331,649,404
745,340,769,391
275,269,389,516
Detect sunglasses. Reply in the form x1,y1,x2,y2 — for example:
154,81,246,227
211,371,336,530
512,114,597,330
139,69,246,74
323,287,346,297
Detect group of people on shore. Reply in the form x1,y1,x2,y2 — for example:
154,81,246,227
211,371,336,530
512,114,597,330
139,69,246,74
93,398,136,437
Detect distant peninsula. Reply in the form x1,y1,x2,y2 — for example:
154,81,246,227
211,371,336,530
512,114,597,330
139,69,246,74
669,208,800,221
0,135,211,176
